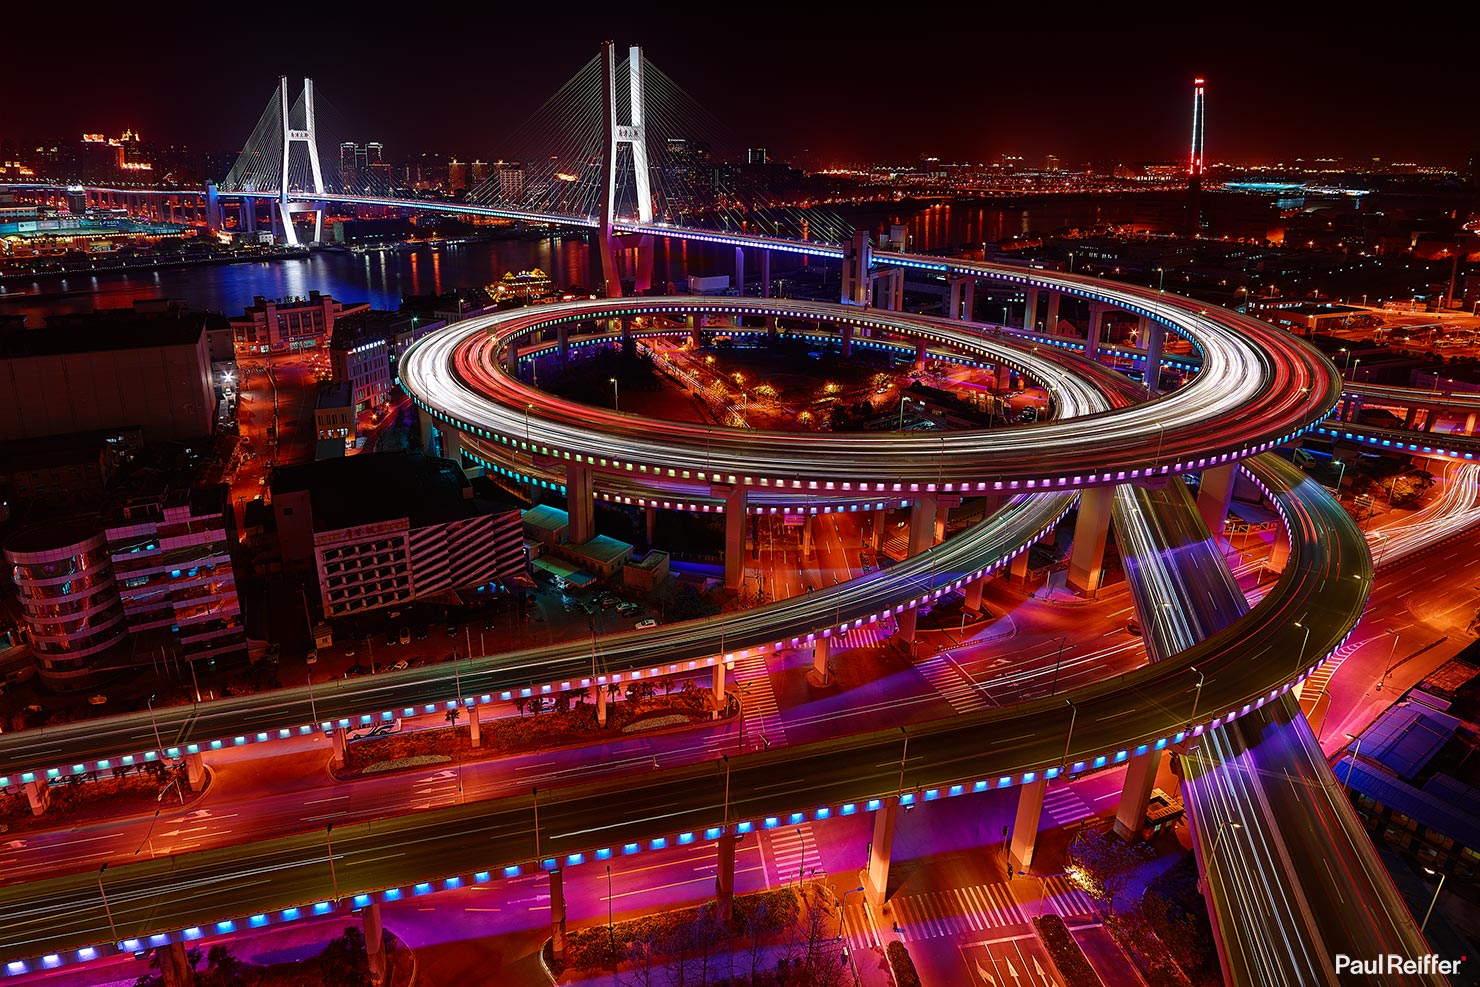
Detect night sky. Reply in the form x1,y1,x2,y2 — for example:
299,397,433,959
6,5,1475,168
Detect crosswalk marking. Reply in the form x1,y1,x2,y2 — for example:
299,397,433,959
1042,786,1094,827
729,651,786,748
890,881,1026,941
833,620,894,652
764,821,824,885
1297,638,1359,719
1039,874,1095,919
913,651,994,713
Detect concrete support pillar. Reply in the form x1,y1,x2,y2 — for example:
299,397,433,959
896,608,918,650
184,752,207,792
690,318,701,348
733,247,745,296
556,323,569,361
914,339,928,371
948,277,964,320
802,514,815,560
867,511,883,550
1084,304,1103,362
1144,322,1165,396
633,236,654,295
1403,406,1418,429
1023,288,1039,331
331,727,348,769
595,680,608,727
712,657,727,707
908,494,938,557
721,484,746,591
933,510,946,546
24,778,48,816
1424,409,1439,432
995,363,1011,392
841,324,853,359
766,316,777,341
467,703,481,747
962,279,976,321
1112,750,1163,842
715,828,737,922
1266,531,1292,575
363,902,387,987
1010,549,1029,582
1197,464,1238,542
1466,412,1477,436
1044,291,1060,334
809,635,831,687
1067,486,1114,595
549,868,568,962
964,578,985,615
1008,778,1047,873
645,505,657,544
841,230,872,305
159,941,194,987
566,463,594,544
863,797,898,908
760,249,771,299
439,426,461,466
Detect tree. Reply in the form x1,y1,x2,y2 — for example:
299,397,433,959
201,945,245,987
1066,828,1154,915
514,696,527,717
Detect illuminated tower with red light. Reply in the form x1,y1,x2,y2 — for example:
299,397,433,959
1188,77,1206,231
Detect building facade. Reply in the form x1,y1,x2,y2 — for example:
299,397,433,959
229,291,369,355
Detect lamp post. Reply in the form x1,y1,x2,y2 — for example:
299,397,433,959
1342,732,1362,791
1293,621,1312,681
325,823,339,901
97,864,119,944
607,864,615,964
1420,867,1447,933
1048,636,1069,695
1189,665,1205,731
147,694,164,755
1155,267,1165,292
896,726,909,795
609,377,619,412
1061,699,1077,775
1377,628,1400,691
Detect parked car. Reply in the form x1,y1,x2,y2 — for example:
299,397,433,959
616,603,641,618
389,660,409,672
636,618,658,630
398,626,411,645
599,594,620,609
415,626,430,640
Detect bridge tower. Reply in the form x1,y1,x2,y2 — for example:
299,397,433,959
276,76,327,246
598,42,654,297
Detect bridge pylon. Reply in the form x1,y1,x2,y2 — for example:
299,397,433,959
598,42,653,297
276,76,327,246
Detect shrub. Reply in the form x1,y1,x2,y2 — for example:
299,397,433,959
886,940,922,987
1033,913,1100,987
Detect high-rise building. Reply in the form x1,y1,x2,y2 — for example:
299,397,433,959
1045,154,1061,172
747,147,768,165
1188,77,1207,231
494,160,525,200
449,158,471,193
340,141,359,191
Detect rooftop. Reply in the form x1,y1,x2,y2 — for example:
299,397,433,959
521,504,569,534
272,451,515,531
1357,701,1460,781
0,312,213,359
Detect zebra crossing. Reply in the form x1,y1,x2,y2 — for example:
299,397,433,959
1042,786,1095,827
729,651,786,748
913,651,994,713
764,821,825,885
1297,638,1358,718
890,882,1026,942
1037,874,1096,919
831,619,894,652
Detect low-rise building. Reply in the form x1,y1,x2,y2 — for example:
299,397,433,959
314,381,355,452
271,452,525,619
329,310,443,415
228,291,369,355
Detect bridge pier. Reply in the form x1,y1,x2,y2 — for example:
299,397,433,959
439,425,462,465
1404,406,1419,428
801,513,814,560
1008,777,1047,872
913,339,928,371
1067,486,1113,595
720,485,746,591
1197,465,1237,544
734,247,745,296
158,941,194,987
363,902,387,987
841,324,853,358
1424,409,1439,432
809,635,832,687
1084,304,1103,363
964,577,985,615
895,495,938,650
550,868,568,962
1112,750,1163,841
1467,412,1477,436
1046,291,1061,335
841,230,872,305
1023,287,1040,331
863,796,898,908
760,249,771,299
1143,320,1165,395
995,363,1012,392
331,727,348,768
24,778,48,817
715,828,737,922
184,752,207,792
567,464,595,544
557,324,569,361
645,505,657,544
712,657,727,708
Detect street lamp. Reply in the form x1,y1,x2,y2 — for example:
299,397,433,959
609,377,619,412
837,885,865,939
1420,867,1447,933
1293,621,1312,681
1188,665,1205,730
1342,732,1363,791
1061,699,1077,775
147,693,164,755
1377,628,1400,691
1155,267,1165,292
896,726,909,795
1048,636,1069,695
97,863,119,944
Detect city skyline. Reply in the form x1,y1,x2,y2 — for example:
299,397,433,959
5,8,1476,168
